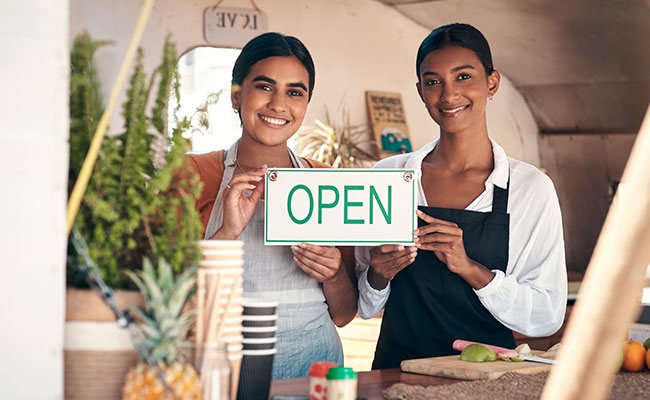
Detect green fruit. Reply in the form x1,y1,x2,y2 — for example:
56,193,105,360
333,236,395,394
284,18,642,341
460,344,497,362
643,338,650,351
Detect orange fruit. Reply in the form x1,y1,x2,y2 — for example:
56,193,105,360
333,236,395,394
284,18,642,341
622,340,646,372
646,347,650,369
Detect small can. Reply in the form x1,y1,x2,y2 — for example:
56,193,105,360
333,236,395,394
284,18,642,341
326,366,357,400
309,361,338,400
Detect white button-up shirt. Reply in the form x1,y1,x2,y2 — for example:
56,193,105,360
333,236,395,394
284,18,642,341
356,138,567,337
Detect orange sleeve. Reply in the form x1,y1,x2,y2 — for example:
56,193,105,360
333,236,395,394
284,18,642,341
187,151,224,237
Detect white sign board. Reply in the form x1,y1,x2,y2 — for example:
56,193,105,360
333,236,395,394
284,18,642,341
203,7,269,48
265,169,416,245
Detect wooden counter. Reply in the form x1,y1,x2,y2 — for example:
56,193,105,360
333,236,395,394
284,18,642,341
269,368,460,400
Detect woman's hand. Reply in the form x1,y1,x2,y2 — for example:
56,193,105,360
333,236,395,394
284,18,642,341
413,210,471,273
292,243,342,282
414,210,494,288
210,165,267,240
367,244,417,290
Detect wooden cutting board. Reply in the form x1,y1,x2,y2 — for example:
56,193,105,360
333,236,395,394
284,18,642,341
401,355,552,380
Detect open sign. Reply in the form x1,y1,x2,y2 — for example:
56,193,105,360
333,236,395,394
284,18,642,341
264,169,416,245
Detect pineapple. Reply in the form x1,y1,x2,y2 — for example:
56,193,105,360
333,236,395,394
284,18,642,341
122,258,200,400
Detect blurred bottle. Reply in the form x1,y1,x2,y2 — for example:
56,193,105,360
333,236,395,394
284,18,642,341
326,366,357,400
201,342,231,400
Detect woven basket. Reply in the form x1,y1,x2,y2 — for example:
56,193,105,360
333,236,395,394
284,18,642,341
64,288,142,400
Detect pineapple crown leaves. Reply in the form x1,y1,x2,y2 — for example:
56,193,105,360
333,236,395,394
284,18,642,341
125,258,197,364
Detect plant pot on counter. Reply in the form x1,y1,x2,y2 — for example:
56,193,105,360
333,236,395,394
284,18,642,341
64,288,144,400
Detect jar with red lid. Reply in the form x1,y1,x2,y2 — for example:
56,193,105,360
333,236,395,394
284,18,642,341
308,361,338,400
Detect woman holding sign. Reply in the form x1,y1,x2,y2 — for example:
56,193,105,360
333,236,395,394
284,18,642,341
187,32,357,379
356,23,567,369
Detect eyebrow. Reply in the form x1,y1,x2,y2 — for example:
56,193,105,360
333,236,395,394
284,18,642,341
251,75,308,91
422,64,476,77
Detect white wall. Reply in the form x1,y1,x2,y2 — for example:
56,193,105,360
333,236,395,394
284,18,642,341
70,0,540,165
0,1,68,399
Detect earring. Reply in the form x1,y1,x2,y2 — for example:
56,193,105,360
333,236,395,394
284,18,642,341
488,95,494,100
233,108,239,114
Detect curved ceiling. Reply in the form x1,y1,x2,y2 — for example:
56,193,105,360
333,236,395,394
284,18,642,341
376,0,650,133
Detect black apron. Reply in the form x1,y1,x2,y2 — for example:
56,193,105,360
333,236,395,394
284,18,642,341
372,181,515,369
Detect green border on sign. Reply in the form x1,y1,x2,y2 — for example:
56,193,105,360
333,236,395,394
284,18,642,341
265,169,416,244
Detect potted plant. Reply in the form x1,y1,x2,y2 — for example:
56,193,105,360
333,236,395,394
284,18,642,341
65,32,203,399
294,107,379,168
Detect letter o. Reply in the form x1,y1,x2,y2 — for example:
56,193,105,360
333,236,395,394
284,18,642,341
287,185,313,224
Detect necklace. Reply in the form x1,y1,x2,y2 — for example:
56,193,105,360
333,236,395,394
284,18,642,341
234,158,246,174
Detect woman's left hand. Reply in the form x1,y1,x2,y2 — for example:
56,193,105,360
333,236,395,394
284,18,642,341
292,243,342,283
413,209,473,274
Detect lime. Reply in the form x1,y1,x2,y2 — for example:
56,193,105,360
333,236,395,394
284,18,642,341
460,344,497,362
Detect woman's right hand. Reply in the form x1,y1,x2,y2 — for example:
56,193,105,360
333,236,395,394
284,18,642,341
367,245,417,290
210,165,267,240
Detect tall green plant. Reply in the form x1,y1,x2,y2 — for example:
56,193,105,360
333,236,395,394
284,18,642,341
68,32,112,196
68,34,202,288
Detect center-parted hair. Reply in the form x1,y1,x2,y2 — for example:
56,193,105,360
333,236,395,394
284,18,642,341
232,32,316,100
416,23,494,79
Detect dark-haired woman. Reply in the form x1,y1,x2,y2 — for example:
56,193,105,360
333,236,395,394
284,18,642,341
188,32,357,378
356,23,567,369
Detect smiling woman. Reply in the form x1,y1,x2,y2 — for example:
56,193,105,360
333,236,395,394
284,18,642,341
186,32,358,380
355,23,567,370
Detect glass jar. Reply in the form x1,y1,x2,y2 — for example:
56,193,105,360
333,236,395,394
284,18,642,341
201,342,231,400
326,366,357,400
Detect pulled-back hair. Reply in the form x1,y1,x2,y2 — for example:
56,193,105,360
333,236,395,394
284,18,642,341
232,32,315,100
416,23,494,79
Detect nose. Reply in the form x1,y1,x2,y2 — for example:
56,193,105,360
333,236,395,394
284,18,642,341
440,82,459,102
268,91,287,112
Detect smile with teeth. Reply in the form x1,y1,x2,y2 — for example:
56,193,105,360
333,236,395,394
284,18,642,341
439,105,469,115
259,114,289,126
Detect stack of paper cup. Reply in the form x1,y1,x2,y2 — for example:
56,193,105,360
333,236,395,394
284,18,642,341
238,298,279,400
197,240,244,400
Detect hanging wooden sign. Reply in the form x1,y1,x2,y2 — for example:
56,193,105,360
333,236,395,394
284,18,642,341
203,6,269,48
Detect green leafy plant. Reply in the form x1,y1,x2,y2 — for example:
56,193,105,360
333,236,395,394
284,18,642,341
294,107,378,168
68,33,203,288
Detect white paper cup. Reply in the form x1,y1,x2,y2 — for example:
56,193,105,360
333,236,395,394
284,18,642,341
220,334,243,343
199,260,244,269
199,240,243,249
201,249,245,260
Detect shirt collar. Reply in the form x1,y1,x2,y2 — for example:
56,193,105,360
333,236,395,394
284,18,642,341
404,137,510,189
486,138,509,189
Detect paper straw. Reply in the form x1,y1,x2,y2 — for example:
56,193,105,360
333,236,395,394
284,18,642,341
214,276,242,342
195,269,206,368
205,275,226,343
